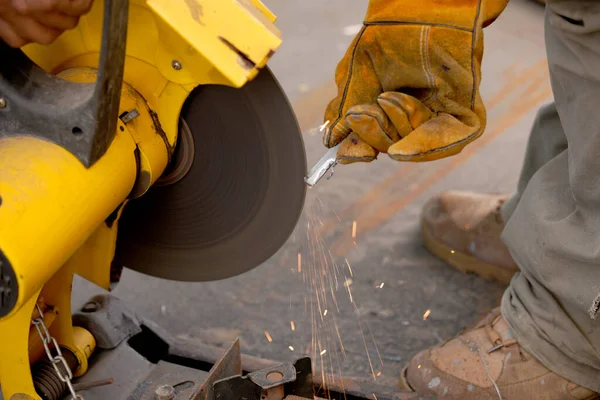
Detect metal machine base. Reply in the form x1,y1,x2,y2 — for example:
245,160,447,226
54,295,433,400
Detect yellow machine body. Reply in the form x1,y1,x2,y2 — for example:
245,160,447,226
24,0,281,150
0,0,283,398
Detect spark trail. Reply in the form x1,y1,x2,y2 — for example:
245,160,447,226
289,200,383,397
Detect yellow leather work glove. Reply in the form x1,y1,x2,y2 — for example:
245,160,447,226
323,0,509,164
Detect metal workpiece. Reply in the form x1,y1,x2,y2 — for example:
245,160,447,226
190,340,242,400
305,144,341,188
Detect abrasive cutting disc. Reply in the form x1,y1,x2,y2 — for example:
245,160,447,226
113,67,306,281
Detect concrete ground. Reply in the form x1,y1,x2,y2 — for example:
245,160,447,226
75,0,551,389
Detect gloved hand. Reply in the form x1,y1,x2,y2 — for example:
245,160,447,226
323,0,509,164
0,0,93,48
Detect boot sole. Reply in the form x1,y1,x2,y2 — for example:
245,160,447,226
421,222,515,285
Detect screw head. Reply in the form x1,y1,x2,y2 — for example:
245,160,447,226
0,98,6,108
155,384,175,400
82,301,98,313
171,60,182,71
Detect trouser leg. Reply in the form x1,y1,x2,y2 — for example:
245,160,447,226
501,0,600,391
500,103,567,221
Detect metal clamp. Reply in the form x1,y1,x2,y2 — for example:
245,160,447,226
213,358,314,400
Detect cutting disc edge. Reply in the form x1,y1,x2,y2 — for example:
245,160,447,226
114,67,307,281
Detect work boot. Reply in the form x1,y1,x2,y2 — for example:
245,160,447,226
401,309,599,399
421,191,518,284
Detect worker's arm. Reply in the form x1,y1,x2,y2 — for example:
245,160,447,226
0,0,92,48
323,0,509,164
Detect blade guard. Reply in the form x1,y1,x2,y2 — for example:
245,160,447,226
22,0,284,152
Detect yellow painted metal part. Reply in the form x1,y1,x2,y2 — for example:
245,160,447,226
28,304,58,365
39,260,89,378
0,0,284,397
0,68,169,320
0,264,95,399
73,326,97,362
25,299,95,374
72,326,97,377
72,213,122,291
249,0,277,23
0,133,137,319
23,0,283,154
0,292,40,399
0,68,169,399
0,134,135,398
58,67,170,197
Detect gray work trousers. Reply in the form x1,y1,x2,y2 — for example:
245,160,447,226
499,0,600,392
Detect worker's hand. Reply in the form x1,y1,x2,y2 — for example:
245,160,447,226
323,0,509,164
0,0,92,48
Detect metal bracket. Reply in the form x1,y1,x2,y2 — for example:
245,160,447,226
213,358,314,400
0,0,129,167
72,294,142,350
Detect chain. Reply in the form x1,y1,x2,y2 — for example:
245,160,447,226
31,304,84,400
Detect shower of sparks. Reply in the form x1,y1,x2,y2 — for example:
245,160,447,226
378,283,384,289
333,316,346,357
345,259,354,277
289,203,383,398
289,346,295,351
355,304,377,380
264,331,273,342
319,120,331,132
332,209,342,222
345,277,354,303
423,309,431,321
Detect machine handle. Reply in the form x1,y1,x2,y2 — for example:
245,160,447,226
0,0,129,167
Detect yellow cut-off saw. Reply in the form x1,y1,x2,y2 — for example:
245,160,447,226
0,0,307,398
